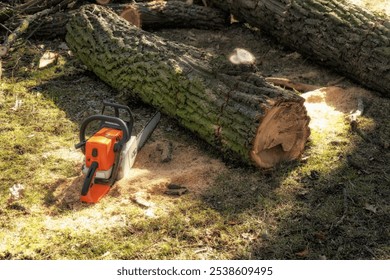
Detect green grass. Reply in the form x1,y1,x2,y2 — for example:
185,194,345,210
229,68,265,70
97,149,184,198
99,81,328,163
0,39,389,260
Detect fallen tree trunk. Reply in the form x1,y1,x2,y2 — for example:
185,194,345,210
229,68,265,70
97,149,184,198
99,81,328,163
210,0,390,96
66,4,310,168
21,1,228,38
120,1,228,29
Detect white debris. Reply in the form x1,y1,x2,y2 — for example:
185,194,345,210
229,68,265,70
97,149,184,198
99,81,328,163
9,183,25,201
11,99,23,111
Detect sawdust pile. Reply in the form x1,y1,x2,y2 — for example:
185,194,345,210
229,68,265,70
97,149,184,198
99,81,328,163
51,138,227,208
46,138,227,232
116,140,227,196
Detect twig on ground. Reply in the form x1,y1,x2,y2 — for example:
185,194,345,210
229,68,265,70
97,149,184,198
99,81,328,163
0,0,75,57
349,97,364,132
327,76,346,86
265,77,321,92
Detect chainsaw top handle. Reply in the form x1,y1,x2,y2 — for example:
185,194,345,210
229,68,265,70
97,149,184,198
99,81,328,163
102,101,134,128
75,115,130,153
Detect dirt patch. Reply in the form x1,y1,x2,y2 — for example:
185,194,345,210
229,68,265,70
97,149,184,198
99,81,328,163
115,139,227,196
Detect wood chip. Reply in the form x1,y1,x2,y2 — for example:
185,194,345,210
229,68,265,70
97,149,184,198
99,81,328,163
39,51,59,69
131,192,153,208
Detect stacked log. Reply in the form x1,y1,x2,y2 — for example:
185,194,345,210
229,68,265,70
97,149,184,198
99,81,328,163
210,0,390,96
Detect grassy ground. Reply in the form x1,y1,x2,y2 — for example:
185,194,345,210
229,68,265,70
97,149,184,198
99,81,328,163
0,1,389,260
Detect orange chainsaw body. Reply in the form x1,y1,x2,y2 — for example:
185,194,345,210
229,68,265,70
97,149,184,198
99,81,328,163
76,101,160,204
84,127,123,170
81,127,123,203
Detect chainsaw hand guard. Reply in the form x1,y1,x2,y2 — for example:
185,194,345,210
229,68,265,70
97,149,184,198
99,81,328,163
75,115,131,153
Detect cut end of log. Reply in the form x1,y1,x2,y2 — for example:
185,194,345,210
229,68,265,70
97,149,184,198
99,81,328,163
120,5,141,28
251,102,310,169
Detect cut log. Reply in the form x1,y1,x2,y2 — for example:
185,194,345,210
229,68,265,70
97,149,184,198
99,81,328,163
210,0,390,96
30,11,72,38
120,1,229,29
66,4,310,168
17,0,70,15
20,1,228,39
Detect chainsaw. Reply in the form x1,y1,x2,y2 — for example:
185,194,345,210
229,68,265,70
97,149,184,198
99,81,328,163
75,101,160,203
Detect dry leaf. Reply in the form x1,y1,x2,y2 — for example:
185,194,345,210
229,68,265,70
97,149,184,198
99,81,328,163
314,231,327,241
131,191,153,208
39,51,59,69
364,203,377,213
295,247,309,257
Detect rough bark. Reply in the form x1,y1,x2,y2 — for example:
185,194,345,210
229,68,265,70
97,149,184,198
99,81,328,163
120,1,229,30
31,11,72,38
17,0,72,15
20,1,228,38
210,0,390,96
66,4,310,168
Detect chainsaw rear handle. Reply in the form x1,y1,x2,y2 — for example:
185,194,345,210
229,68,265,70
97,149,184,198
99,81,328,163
75,115,130,152
81,161,98,196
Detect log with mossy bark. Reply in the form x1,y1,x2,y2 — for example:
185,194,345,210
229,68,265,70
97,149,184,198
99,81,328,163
66,4,310,168
21,1,228,39
210,0,390,96
120,1,229,30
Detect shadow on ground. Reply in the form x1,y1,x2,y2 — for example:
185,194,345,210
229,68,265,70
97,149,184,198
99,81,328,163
204,92,390,260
